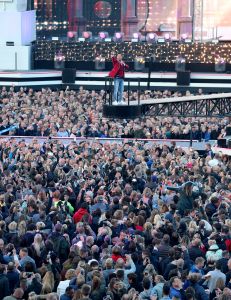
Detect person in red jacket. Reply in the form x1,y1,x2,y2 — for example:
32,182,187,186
109,52,129,105
73,203,90,224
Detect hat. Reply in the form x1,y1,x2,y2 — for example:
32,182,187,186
88,259,99,266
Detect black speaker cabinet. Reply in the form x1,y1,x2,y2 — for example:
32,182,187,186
217,139,227,148
62,68,76,84
226,127,231,136
177,71,190,86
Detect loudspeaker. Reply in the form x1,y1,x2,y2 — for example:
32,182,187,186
177,71,190,86
226,127,231,136
62,68,76,84
215,61,226,73
217,139,227,148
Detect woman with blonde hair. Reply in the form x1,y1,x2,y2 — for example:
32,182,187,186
29,233,45,268
18,220,27,237
142,187,152,205
41,271,55,295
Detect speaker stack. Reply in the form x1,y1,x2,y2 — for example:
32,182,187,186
62,69,76,84
177,71,190,86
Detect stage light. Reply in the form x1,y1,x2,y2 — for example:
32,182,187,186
215,57,226,73
98,32,109,41
180,33,191,43
79,31,92,42
95,55,106,70
67,31,76,41
54,51,65,69
114,32,124,42
164,33,172,42
132,32,141,42
175,56,186,72
147,33,157,43
134,56,145,71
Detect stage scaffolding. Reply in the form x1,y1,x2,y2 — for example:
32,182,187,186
192,0,204,42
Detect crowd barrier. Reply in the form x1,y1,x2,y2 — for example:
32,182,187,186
0,136,217,150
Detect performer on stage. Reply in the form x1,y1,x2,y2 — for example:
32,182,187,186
109,52,129,105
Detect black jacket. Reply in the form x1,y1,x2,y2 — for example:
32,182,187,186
0,273,10,300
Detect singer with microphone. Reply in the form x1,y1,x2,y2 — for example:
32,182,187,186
109,52,129,105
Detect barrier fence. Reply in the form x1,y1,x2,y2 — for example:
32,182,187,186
0,136,217,151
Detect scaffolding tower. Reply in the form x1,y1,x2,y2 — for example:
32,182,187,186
192,0,204,42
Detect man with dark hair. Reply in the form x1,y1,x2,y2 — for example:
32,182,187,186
139,277,152,300
217,250,230,274
160,283,171,300
80,284,91,300
205,260,226,293
205,196,220,221
170,277,185,299
60,286,74,300
0,264,10,300
109,52,129,105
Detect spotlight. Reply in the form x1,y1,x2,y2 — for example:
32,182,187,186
132,32,141,42
114,32,124,42
147,33,157,43
175,56,186,72
95,55,105,70
79,31,92,42
215,57,226,73
164,33,172,42
98,32,109,41
67,31,76,41
54,51,65,69
180,33,191,43
134,56,145,71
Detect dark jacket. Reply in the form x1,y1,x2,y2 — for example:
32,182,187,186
189,282,209,300
0,273,10,300
167,184,201,215
188,246,205,262
91,286,106,300
60,294,72,300
6,270,19,294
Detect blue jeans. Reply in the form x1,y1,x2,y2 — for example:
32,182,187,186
113,78,124,102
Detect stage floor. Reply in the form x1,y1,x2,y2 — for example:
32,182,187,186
0,70,231,91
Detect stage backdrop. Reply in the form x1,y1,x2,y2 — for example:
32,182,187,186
33,0,231,40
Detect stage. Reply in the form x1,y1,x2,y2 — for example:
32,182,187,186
0,70,231,92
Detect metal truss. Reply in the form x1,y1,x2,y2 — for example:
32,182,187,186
193,0,204,42
143,97,231,117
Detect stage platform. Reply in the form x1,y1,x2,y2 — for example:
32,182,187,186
0,70,231,92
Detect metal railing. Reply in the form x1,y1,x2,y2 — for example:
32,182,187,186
0,135,217,150
104,77,141,106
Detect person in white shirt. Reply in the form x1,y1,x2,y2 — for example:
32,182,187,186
57,269,76,298
204,260,226,293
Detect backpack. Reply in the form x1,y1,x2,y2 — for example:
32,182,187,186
50,235,69,260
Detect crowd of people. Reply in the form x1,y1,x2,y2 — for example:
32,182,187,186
0,87,229,140
0,86,230,300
